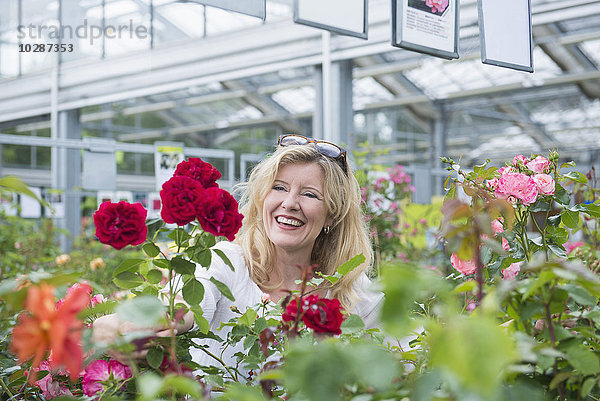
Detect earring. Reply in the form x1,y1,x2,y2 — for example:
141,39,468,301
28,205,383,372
324,226,331,234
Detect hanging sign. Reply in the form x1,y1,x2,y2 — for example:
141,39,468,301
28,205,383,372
478,0,533,72
44,190,64,219
19,187,42,218
294,0,368,39
191,0,266,20
392,0,459,60
154,142,185,191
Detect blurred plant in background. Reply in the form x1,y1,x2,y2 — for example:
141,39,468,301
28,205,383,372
354,145,446,274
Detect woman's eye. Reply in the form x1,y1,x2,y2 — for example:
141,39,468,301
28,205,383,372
303,192,318,199
273,185,286,191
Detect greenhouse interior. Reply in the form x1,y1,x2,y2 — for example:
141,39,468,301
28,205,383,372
1,0,600,400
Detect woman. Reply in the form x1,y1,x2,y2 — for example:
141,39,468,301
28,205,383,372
94,134,383,369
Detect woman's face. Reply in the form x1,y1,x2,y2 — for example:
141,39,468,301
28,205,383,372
262,162,331,257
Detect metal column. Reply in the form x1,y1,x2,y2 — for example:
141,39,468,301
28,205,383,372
329,59,354,149
53,109,81,252
431,102,447,196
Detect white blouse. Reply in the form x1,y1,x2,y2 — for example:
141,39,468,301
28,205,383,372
189,241,384,370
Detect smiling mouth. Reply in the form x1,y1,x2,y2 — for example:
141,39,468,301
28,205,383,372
276,216,304,227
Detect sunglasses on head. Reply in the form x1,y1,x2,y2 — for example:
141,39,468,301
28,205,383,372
277,134,348,175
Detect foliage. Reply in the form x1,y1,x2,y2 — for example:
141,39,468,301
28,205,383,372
353,145,446,273
1,151,600,401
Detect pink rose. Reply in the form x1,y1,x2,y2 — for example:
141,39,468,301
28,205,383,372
532,174,555,195
526,156,551,174
497,166,516,176
565,241,584,255
495,173,538,205
502,262,522,280
90,294,106,307
491,219,504,234
450,253,477,275
82,359,131,397
486,177,499,191
35,361,73,399
512,155,527,167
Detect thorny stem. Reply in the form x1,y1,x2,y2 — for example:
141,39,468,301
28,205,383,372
530,211,548,261
0,377,13,398
544,291,565,400
197,346,238,382
473,224,484,305
516,209,531,262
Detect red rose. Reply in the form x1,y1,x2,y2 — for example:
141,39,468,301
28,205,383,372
282,298,300,323
160,176,205,226
282,295,345,335
93,201,147,250
174,158,221,189
196,187,243,241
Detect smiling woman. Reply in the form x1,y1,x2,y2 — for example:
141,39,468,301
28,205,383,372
93,138,383,373
237,141,378,312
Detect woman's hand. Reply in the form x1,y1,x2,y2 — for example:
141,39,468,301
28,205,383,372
92,311,194,363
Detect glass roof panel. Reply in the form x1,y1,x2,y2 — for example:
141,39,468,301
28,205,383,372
353,77,395,109
272,87,315,114
581,39,600,65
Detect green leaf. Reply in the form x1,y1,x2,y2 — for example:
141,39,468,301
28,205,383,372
0,175,48,206
238,308,258,327
548,244,567,258
171,257,196,275
152,259,170,269
566,346,600,375
146,347,164,369
167,228,191,246
182,279,204,306
530,237,544,247
561,210,580,229
583,203,600,217
563,171,588,184
113,272,144,289
190,305,210,334
530,200,551,212
547,215,561,227
243,334,258,350
194,249,212,268
146,218,165,241
452,280,477,294
560,284,597,306
116,296,165,328
209,277,235,301
113,259,146,276
213,248,235,271
254,317,267,334
146,269,163,284
78,300,118,320
337,253,366,275
341,314,365,335
480,245,492,265
143,242,161,258
554,184,570,205
581,377,596,398
546,226,569,245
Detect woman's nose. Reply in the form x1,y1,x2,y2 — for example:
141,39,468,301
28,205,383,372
281,192,299,210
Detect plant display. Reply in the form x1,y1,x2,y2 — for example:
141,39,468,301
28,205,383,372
0,150,599,401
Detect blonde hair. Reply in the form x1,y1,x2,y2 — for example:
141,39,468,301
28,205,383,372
235,144,373,311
